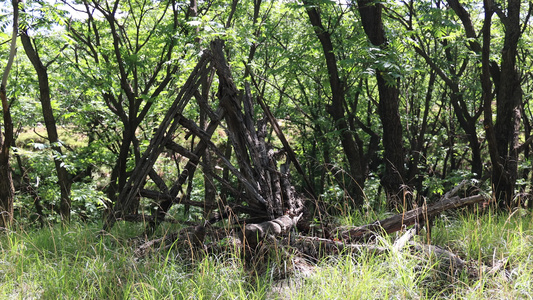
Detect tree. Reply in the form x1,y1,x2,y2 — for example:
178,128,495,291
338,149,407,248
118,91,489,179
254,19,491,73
357,0,408,209
482,0,525,209
3,0,533,227
21,26,73,223
410,0,485,180
303,0,367,207
67,0,193,211
0,0,19,229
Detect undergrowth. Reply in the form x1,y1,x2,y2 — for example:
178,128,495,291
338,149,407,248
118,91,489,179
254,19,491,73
0,209,531,299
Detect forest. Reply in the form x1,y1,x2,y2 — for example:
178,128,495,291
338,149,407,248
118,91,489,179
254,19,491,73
1,0,533,298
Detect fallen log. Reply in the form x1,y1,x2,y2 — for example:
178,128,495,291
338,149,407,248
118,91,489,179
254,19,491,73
339,194,487,242
288,234,464,272
241,214,301,248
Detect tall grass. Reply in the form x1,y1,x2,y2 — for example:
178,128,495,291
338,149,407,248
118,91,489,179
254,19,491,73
0,222,268,299
0,209,532,299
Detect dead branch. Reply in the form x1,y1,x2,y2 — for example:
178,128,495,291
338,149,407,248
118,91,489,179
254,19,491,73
290,236,388,261
393,225,419,252
339,194,487,242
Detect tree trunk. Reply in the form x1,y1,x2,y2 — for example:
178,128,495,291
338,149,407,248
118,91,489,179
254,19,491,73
445,0,487,179
407,71,435,200
0,0,19,229
106,126,136,205
20,31,73,223
357,0,407,209
340,194,486,242
449,0,522,208
14,153,45,227
492,0,522,208
414,46,484,179
482,0,522,209
450,93,483,178
0,160,15,228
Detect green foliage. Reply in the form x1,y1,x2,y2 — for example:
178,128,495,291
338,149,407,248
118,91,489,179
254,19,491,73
1,0,532,228
12,125,111,224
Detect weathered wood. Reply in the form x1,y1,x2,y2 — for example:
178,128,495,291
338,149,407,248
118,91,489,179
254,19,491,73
140,189,266,218
291,236,388,260
148,168,170,195
156,107,226,220
165,141,199,161
243,83,276,217
241,214,302,248
340,194,486,242
177,109,270,210
393,225,419,252
255,86,316,198
106,39,308,234
291,231,464,270
210,40,307,219
140,189,213,209
280,160,305,216
104,52,212,230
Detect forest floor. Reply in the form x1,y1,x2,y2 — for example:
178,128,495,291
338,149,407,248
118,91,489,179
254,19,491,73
1,208,532,299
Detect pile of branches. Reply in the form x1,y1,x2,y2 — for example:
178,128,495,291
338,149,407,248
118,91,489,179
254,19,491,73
104,40,308,232
133,182,488,279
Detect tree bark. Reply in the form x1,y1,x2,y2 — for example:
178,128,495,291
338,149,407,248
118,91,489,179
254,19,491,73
481,0,522,209
449,0,522,209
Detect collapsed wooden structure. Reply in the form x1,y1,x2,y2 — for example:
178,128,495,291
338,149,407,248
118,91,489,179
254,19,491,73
104,40,308,231
95,40,494,282
100,40,491,277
